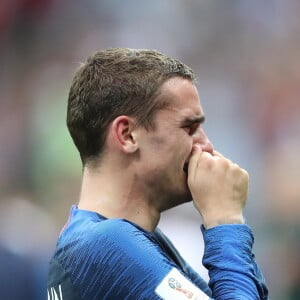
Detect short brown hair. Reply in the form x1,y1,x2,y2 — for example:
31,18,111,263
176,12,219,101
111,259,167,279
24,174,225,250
67,48,195,165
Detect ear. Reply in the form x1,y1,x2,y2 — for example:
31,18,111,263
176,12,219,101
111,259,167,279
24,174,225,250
111,116,139,153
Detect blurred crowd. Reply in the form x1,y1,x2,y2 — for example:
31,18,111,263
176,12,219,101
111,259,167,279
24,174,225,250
0,1,299,299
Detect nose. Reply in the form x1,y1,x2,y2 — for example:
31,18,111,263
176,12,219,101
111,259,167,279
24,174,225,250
193,127,214,154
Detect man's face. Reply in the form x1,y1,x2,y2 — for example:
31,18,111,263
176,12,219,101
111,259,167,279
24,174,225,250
135,77,214,211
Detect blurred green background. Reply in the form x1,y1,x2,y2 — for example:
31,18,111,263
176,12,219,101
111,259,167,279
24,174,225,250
0,1,299,299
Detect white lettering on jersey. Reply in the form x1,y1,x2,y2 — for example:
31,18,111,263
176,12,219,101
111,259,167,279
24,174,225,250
155,268,209,300
47,284,63,300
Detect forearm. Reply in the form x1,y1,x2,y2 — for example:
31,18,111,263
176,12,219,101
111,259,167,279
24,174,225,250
202,224,268,300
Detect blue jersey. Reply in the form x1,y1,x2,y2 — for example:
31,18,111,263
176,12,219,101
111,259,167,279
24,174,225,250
47,206,268,299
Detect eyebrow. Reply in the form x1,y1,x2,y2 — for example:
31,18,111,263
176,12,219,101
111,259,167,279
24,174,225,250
182,115,205,125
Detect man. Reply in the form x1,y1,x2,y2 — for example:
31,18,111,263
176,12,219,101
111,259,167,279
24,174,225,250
48,48,268,299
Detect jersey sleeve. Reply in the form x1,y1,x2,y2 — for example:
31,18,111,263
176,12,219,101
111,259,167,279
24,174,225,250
201,224,269,300
153,228,212,297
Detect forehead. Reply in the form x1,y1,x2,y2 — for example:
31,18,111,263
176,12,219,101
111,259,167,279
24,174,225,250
157,77,204,119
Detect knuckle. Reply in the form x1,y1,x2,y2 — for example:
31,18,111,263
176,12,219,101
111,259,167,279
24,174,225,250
240,168,249,178
200,152,213,165
218,157,230,169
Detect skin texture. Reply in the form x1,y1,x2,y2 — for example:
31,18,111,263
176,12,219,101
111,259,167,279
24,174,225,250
78,77,248,231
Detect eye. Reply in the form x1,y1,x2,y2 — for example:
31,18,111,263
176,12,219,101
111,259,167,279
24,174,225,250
183,123,199,135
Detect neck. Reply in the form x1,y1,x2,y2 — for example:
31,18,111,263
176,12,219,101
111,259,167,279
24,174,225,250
78,164,160,232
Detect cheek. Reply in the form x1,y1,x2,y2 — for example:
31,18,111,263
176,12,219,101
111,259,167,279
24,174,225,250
144,133,192,167
181,134,193,153
175,137,193,165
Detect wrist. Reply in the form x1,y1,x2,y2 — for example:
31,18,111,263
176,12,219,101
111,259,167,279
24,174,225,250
203,214,245,229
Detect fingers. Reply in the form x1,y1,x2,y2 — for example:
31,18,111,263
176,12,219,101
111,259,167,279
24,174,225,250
189,147,218,179
190,148,242,174
212,150,235,167
188,145,203,181
212,150,224,158
188,147,217,186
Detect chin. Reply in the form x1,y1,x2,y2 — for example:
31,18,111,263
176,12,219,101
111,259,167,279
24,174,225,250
174,188,193,207
182,192,193,204
159,177,192,211
159,190,192,212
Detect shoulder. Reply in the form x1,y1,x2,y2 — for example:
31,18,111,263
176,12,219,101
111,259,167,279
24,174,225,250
94,218,148,238
82,218,152,247
57,216,155,263
52,218,172,299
